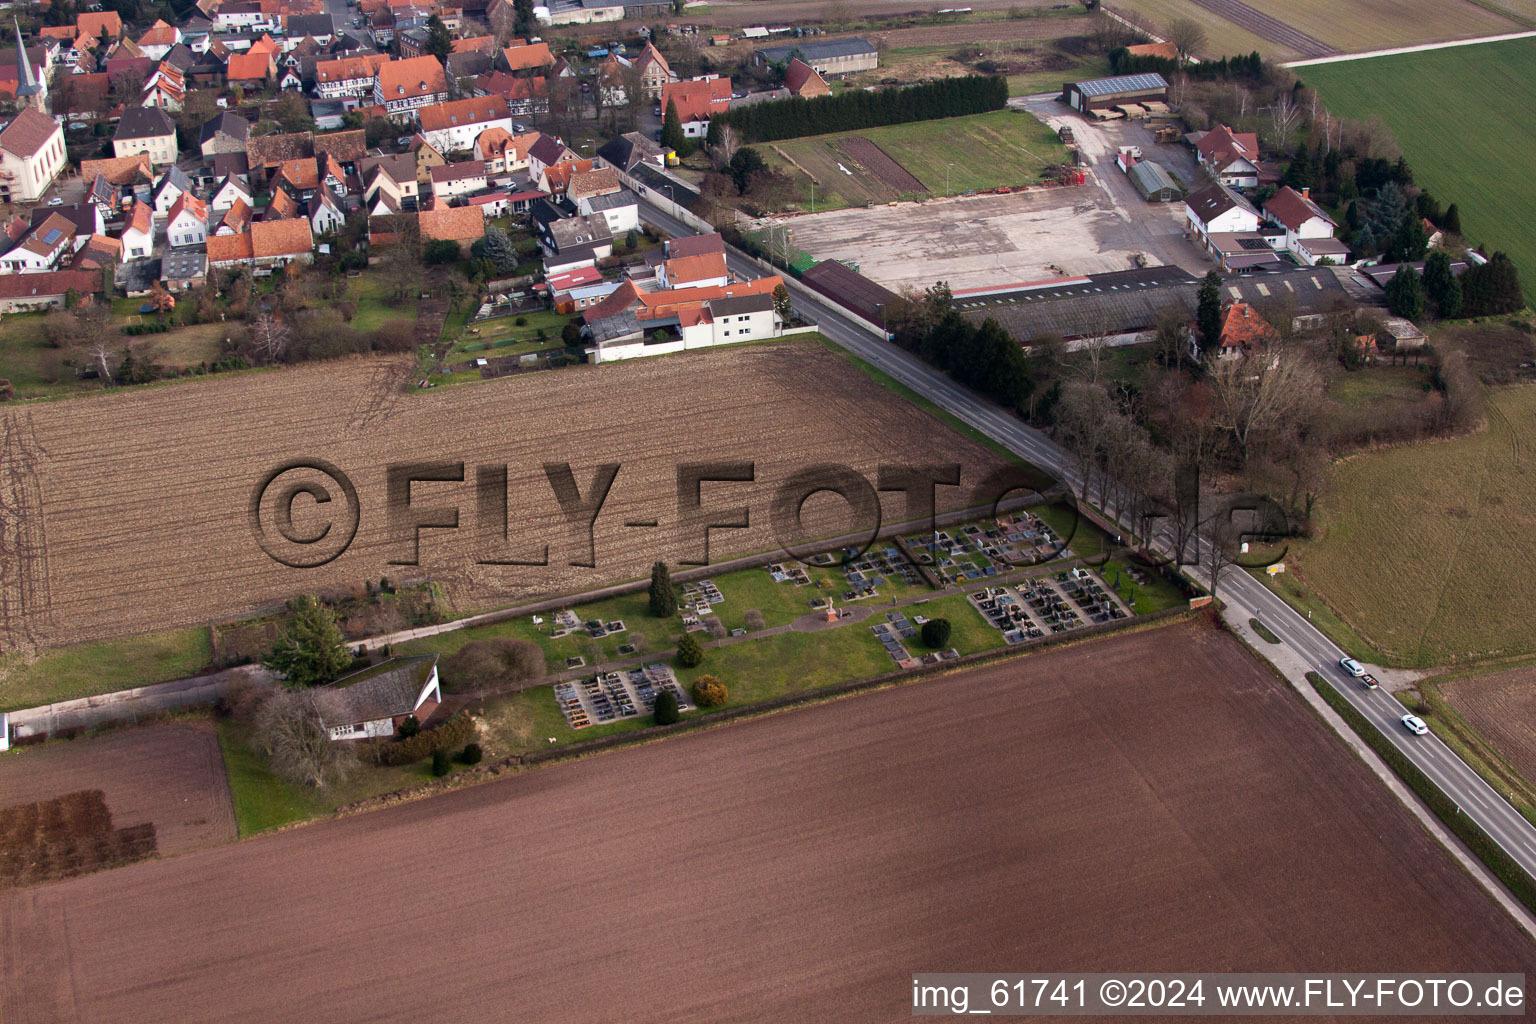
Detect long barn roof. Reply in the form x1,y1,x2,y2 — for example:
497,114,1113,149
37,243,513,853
1071,72,1169,98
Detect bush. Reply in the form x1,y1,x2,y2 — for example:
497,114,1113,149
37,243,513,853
459,742,483,765
398,714,421,738
676,632,704,667
515,315,527,326
743,608,765,631
691,674,728,708
423,239,462,265
921,618,952,648
431,748,452,776
440,638,545,691
1249,618,1280,644
375,712,476,766
654,689,680,725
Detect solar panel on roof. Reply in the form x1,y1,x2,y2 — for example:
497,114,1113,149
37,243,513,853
1074,73,1168,98
42,229,60,244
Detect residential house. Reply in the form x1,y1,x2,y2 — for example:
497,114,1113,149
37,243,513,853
1210,299,1278,360
0,107,66,203
0,213,77,273
211,174,253,212
533,202,611,260
84,173,117,220
632,42,671,100
166,192,208,247
213,1,274,32
246,130,315,183
161,248,207,291
215,198,253,235
578,188,638,235
660,77,730,138
307,190,346,235
273,157,322,201
582,276,784,363
783,58,828,98
473,126,531,174
360,152,419,209
135,19,180,60
120,199,154,259
312,129,367,174
81,154,155,198
374,54,448,120
265,186,301,220
314,52,390,106
538,0,628,26
473,72,548,116
284,14,336,45
659,250,727,289
226,49,276,87
30,203,104,243
526,133,575,186
429,160,488,199
316,656,441,740
1184,181,1261,253
548,264,619,313
0,269,102,313
566,166,619,205
199,111,250,157
151,165,194,218
205,218,315,270
1263,185,1348,266
410,133,446,183
417,204,485,254
1195,124,1260,188
69,233,122,271
596,130,667,175
539,157,593,197
498,40,553,74
78,11,124,42
141,61,185,110
417,94,512,155
113,107,177,166
597,53,630,106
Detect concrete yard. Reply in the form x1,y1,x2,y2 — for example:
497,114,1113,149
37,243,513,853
772,100,1212,295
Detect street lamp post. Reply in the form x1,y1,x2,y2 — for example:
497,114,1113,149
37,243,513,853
946,162,954,194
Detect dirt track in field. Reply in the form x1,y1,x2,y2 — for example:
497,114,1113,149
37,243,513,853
840,136,928,193
0,342,1010,657
6,620,1533,1023
0,721,235,860
1441,666,1536,783
1186,0,1336,56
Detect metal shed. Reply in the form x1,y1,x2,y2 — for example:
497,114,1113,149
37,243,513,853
1060,72,1169,112
1127,160,1181,202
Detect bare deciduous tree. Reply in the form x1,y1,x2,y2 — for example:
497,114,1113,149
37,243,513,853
708,122,740,170
248,312,291,364
1205,342,1322,464
1268,93,1302,151
253,689,356,788
1166,18,1207,60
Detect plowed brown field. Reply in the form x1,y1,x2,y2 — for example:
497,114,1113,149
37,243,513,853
1441,665,1536,783
0,342,1012,657
0,721,234,866
5,621,1532,1023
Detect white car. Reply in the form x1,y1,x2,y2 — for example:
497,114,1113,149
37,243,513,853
1339,656,1366,677
46,196,62,206
1401,714,1429,736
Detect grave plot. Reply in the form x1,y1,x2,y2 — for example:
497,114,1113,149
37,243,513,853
680,579,725,632
968,567,1132,644
904,511,1073,585
553,664,692,728
835,546,924,601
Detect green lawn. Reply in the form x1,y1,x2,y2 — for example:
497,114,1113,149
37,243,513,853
1300,38,1536,304
1008,55,1111,98
1101,557,1186,615
346,273,417,333
766,109,1070,212
903,593,1007,655
217,719,446,836
1326,364,1433,406
449,308,570,359
0,627,212,712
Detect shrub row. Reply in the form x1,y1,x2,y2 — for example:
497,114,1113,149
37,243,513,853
373,713,476,766
1249,618,1281,644
709,74,1007,144
122,322,170,335
1306,671,1536,915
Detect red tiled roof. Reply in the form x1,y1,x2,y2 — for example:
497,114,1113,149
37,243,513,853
1218,300,1278,352
78,11,124,40
313,129,366,163
501,41,552,71
666,232,724,259
418,204,485,242
476,71,547,101
783,58,828,97
0,269,103,299
252,217,313,256
124,199,152,235
661,77,731,123
452,35,494,53
1263,185,1334,232
664,251,726,285
81,153,152,185
276,157,320,190
566,167,619,202
417,94,509,133
430,160,486,183
315,53,390,84
0,107,60,159
226,51,274,82
378,55,447,100
266,188,300,220
137,19,177,46
219,198,252,233
206,231,253,263
1197,124,1258,172
542,157,593,193
168,192,207,223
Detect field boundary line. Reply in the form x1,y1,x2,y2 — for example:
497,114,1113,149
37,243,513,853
1284,30,1536,67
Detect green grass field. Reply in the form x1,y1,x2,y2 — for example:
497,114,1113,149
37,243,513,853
0,627,212,712
1301,38,1536,305
1271,384,1536,668
764,109,1069,213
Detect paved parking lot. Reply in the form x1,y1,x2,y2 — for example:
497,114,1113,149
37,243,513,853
765,100,1213,294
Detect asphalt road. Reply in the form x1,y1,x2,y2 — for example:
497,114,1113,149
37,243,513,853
638,197,1536,886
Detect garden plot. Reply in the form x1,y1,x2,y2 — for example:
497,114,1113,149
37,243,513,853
553,664,690,729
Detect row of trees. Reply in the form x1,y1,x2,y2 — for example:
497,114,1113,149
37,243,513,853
1388,251,1525,321
1108,49,1264,80
707,74,1008,145
885,283,1033,412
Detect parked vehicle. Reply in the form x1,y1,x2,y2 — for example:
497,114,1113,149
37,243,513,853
1339,656,1365,677
1401,714,1429,736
